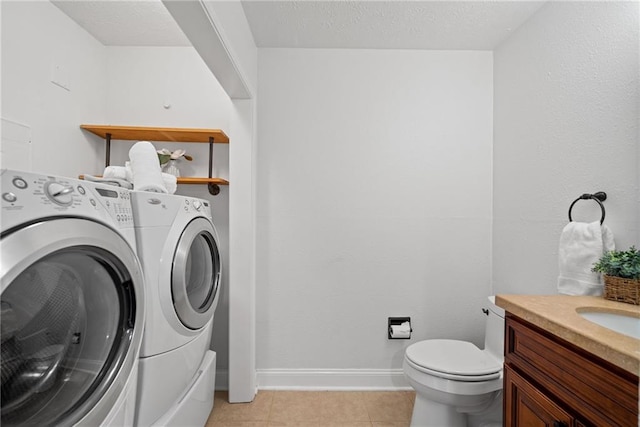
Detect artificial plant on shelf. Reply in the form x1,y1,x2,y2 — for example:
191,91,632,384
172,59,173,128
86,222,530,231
157,149,192,177
592,246,640,305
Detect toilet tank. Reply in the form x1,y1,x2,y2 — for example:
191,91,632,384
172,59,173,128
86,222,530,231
484,296,505,363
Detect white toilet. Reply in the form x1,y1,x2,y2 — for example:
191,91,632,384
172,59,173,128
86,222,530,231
403,296,505,427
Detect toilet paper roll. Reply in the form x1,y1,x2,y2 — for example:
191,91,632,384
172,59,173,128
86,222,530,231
390,322,411,339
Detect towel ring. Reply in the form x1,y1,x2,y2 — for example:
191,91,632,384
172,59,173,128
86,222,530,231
568,192,607,224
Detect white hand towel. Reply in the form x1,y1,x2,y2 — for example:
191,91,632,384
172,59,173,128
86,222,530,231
128,141,167,193
124,162,134,182
162,173,177,195
557,221,615,296
103,166,128,180
114,161,176,194
83,174,134,189
103,162,176,194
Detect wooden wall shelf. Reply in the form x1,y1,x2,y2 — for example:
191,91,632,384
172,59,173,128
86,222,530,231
80,125,229,143
79,175,229,186
80,124,229,195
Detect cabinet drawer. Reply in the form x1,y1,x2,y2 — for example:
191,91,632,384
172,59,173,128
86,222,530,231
504,365,575,427
505,314,638,426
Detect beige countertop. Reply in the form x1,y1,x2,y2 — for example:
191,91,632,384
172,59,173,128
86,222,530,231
495,294,640,376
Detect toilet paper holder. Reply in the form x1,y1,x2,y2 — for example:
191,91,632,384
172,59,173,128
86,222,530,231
388,317,412,339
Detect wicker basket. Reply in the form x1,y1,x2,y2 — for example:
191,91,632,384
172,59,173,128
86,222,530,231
603,275,640,305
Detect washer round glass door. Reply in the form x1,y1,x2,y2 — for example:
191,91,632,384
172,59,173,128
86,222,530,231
0,219,142,427
172,217,221,330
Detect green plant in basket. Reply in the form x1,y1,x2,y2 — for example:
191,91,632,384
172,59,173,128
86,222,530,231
592,246,640,279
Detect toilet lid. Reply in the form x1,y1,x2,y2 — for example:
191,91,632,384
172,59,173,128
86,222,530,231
405,339,501,379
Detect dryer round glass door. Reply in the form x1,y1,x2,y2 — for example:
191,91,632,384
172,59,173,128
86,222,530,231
172,217,221,330
0,219,143,427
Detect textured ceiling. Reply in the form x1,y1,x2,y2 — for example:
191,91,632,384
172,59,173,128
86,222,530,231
241,1,547,50
51,0,191,46
51,0,546,50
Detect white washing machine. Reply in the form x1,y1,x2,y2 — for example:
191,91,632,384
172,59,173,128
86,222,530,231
131,191,221,427
0,169,145,426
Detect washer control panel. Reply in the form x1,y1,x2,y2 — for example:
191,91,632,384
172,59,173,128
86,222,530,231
44,180,75,206
1,169,134,230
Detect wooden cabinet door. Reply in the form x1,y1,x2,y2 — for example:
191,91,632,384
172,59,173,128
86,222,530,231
504,365,574,427
505,314,638,426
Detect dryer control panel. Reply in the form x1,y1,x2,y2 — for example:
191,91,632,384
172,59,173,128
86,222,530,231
1,169,134,232
182,197,213,220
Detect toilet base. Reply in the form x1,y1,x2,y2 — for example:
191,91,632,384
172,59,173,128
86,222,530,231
467,390,503,427
410,393,466,427
408,388,503,427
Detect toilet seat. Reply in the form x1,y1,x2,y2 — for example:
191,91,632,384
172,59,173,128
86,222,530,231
405,339,501,382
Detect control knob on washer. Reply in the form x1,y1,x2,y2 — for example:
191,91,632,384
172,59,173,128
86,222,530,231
45,181,74,206
192,200,203,211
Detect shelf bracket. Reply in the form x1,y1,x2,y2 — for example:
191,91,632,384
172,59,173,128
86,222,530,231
105,133,112,168
207,136,220,195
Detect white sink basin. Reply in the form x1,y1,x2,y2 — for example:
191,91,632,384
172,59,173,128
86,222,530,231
578,311,640,339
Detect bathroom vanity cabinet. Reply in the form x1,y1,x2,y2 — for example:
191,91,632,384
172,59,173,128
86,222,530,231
504,313,638,426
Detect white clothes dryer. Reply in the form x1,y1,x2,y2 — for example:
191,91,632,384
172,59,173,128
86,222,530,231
0,169,145,427
130,191,221,427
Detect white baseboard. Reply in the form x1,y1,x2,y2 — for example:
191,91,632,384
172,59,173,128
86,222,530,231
256,369,411,391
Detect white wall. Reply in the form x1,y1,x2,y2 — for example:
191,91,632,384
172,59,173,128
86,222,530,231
1,3,234,387
1,1,106,176
256,48,493,387
493,1,640,296
103,46,232,388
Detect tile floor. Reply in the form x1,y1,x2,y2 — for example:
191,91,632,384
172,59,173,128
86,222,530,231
205,390,416,427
